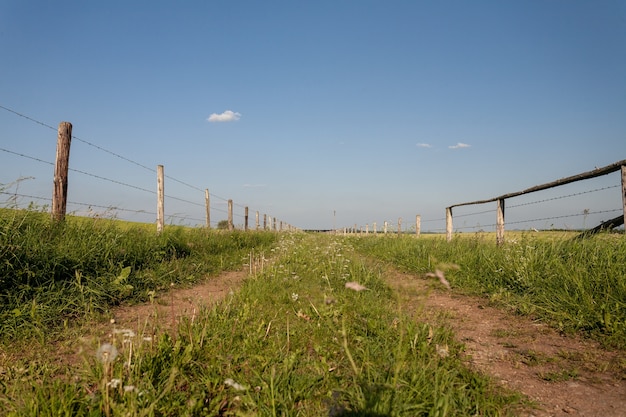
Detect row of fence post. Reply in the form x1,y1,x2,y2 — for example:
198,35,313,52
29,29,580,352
50,122,295,232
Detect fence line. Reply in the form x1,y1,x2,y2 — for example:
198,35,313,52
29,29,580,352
446,160,626,245
0,108,296,231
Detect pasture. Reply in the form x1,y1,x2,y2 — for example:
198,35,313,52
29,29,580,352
0,208,624,415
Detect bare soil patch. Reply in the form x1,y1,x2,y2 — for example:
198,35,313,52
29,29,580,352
387,270,626,417
110,270,247,333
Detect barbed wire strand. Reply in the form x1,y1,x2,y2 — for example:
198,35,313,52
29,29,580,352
0,104,242,205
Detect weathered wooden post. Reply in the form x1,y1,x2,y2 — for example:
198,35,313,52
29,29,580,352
244,206,249,231
384,221,388,234
416,215,421,237
52,122,72,222
156,165,165,233
397,218,402,236
446,207,453,242
256,211,260,230
227,200,233,231
622,165,626,230
496,198,505,246
365,224,369,234
273,217,277,231
205,189,211,228
263,214,267,230
373,222,377,235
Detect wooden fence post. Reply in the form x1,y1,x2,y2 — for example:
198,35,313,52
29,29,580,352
256,211,260,230
397,217,402,236
244,206,249,231
373,222,377,235
205,189,211,228
227,200,233,231
264,214,267,230
384,221,388,234
622,165,626,229
52,122,72,222
416,215,421,237
446,207,453,242
496,198,505,246
156,165,164,233
274,217,277,231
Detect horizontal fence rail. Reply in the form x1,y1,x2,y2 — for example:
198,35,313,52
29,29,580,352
446,160,626,245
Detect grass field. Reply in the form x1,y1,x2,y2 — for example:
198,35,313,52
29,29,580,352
1,207,623,415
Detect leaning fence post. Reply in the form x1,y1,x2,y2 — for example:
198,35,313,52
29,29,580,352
446,207,453,242
496,198,505,246
52,122,72,222
156,165,164,233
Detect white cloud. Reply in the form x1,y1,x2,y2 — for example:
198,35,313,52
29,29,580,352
207,110,241,122
448,142,471,149
416,143,432,148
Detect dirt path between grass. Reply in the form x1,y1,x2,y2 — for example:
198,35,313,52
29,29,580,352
388,270,626,417
106,268,626,417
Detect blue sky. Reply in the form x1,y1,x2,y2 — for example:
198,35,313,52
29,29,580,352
1,1,625,231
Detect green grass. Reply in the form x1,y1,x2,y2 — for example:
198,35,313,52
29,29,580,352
350,231,626,349
0,216,523,416
0,207,277,341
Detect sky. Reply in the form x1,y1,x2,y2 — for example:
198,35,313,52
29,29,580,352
1,1,625,231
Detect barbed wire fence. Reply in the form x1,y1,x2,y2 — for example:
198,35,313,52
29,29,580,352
0,104,293,231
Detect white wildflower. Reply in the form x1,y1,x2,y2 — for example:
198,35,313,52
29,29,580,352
291,293,299,302
224,378,247,391
108,378,121,388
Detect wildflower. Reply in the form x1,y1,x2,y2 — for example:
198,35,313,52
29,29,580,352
291,293,299,302
224,378,247,391
345,282,367,292
96,343,118,364
114,328,136,338
107,378,121,388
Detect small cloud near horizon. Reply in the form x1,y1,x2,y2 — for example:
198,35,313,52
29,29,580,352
416,143,432,148
448,142,471,149
207,110,241,122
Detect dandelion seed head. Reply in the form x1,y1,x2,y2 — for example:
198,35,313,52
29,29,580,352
96,343,118,364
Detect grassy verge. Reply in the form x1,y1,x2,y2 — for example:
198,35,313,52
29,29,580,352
0,208,277,341
1,232,523,416
350,232,626,349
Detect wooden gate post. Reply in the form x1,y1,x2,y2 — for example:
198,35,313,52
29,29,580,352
205,189,211,228
446,207,453,242
496,198,505,246
156,165,164,233
227,200,233,231
52,122,72,222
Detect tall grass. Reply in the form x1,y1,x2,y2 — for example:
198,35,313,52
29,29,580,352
351,232,626,349
1,232,523,416
0,208,277,340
